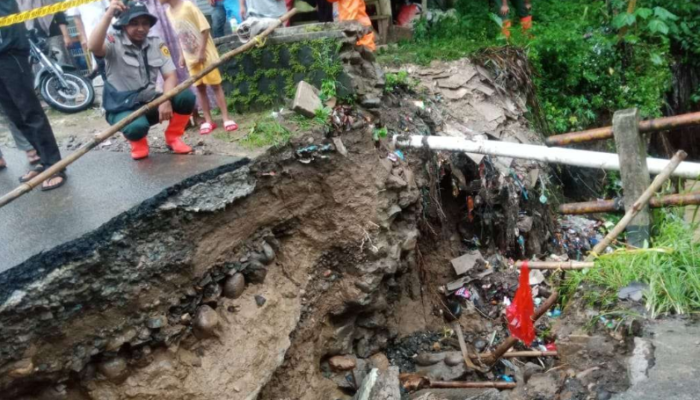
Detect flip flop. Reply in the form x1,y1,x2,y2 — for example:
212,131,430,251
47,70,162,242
19,165,45,183
224,120,239,132
41,171,67,192
200,122,217,135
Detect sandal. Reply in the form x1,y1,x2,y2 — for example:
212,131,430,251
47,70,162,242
19,165,45,183
200,122,217,135
41,170,67,192
224,120,239,132
26,150,41,165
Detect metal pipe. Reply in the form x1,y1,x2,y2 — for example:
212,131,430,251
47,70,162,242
394,135,700,179
515,261,594,270
545,111,700,147
559,192,700,215
501,350,558,358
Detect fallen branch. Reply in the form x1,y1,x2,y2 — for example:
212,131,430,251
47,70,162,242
558,192,700,215
587,150,688,260
0,9,298,209
452,321,482,371
515,261,594,270
481,290,559,364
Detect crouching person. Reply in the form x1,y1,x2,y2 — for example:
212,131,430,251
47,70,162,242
89,0,195,160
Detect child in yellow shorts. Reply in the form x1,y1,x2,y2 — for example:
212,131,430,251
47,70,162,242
162,0,237,134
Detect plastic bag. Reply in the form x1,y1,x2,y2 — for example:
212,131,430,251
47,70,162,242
506,261,535,345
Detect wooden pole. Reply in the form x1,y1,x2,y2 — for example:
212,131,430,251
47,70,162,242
0,9,298,209
481,290,559,364
587,150,688,259
515,261,594,270
452,321,480,371
429,381,517,389
500,350,557,358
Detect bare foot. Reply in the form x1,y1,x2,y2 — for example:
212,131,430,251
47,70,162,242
0,157,6,169
26,150,41,165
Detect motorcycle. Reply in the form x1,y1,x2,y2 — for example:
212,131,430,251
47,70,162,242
28,29,95,113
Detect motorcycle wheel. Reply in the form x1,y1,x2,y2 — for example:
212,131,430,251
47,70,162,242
40,72,95,114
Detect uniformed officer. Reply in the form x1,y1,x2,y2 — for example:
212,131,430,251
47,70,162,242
89,0,196,160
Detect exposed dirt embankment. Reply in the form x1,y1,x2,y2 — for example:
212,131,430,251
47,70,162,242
0,120,422,399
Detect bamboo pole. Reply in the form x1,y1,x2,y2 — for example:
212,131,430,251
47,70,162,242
586,150,687,259
500,350,557,358
514,261,594,270
481,290,559,364
558,192,700,215
429,381,517,389
545,111,700,147
0,9,298,209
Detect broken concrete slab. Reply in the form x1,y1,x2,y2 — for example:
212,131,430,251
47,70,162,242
441,88,470,101
436,68,478,89
628,337,654,385
354,367,401,400
450,250,484,276
293,81,322,118
472,101,505,122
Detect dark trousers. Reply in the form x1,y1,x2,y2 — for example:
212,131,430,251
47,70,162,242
106,91,196,141
0,51,61,167
211,1,231,39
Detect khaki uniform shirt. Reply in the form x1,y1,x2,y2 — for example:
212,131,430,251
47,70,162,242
102,31,176,103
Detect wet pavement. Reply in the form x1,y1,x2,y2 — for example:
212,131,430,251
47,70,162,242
0,148,240,273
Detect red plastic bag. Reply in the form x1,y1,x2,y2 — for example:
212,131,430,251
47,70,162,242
506,261,535,345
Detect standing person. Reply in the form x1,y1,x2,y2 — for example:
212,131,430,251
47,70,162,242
496,0,532,39
67,0,110,80
0,0,66,190
327,0,375,50
223,0,245,26
18,0,74,66
245,0,286,19
209,0,230,38
89,0,197,160
161,0,238,134
0,111,41,165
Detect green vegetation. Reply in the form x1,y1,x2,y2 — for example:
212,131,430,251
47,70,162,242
379,0,699,134
222,39,342,112
373,126,388,141
564,213,700,318
240,117,292,148
384,70,417,93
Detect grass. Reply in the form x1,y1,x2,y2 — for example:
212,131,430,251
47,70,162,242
239,116,292,148
564,213,700,318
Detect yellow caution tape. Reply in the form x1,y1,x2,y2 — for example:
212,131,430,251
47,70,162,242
0,0,100,28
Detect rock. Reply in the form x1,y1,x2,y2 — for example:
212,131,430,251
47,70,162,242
146,315,166,329
255,295,267,307
444,353,462,366
415,352,446,366
261,242,276,264
357,312,387,329
332,137,349,157
292,81,321,118
402,230,419,251
416,352,468,381
628,337,654,385
361,97,381,108
618,282,649,302
194,305,219,337
223,273,246,299
97,356,128,382
474,340,486,352
244,260,268,284
386,175,408,190
7,358,33,378
353,367,400,400
436,68,477,89
441,88,469,100
450,250,484,276
329,355,357,371
370,353,390,371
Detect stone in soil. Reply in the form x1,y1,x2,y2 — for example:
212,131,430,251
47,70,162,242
223,273,246,299
328,355,357,371
292,81,322,118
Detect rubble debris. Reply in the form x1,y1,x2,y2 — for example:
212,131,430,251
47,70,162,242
223,273,246,299
293,81,322,118
628,338,654,385
450,250,484,276
97,356,129,383
354,367,401,400
617,282,649,302
255,295,267,307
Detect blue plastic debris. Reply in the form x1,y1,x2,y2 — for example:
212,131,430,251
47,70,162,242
394,150,405,160
499,375,515,383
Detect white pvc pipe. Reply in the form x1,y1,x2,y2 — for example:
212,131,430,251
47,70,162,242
395,135,700,179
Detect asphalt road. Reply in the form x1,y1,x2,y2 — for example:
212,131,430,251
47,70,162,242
0,148,238,273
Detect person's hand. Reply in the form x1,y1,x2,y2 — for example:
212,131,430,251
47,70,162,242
178,56,185,69
158,101,173,123
63,34,73,45
80,40,88,50
525,1,531,10
499,4,509,16
196,53,206,66
107,0,127,17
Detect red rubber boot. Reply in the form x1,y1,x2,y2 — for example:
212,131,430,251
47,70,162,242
164,113,193,154
129,137,149,160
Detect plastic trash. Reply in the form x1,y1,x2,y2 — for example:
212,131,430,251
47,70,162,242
455,287,470,299
506,261,535,345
